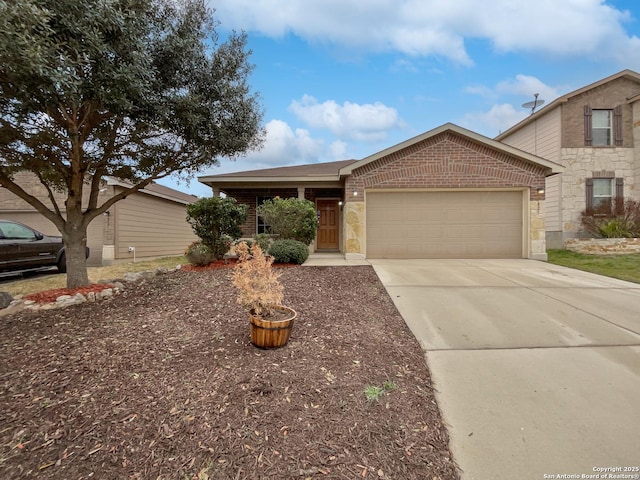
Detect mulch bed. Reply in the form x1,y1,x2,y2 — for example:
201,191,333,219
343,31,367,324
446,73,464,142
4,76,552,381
0,266,460,480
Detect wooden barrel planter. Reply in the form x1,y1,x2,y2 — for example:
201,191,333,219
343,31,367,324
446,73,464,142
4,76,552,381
249,306,297,349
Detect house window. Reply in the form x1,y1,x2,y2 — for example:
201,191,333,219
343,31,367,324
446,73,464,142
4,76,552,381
592,178,613,211
256,196,272,234
585,177,623,214
584,105,622,146
592,110,612,146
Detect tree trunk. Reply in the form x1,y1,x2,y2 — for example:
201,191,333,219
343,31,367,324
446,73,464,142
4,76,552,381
63,222,90,289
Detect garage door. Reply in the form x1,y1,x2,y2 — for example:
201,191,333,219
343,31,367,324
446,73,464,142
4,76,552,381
366,190,523,258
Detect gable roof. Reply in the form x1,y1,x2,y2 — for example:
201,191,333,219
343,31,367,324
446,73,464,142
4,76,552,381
496,69,640,141
341,123,563,175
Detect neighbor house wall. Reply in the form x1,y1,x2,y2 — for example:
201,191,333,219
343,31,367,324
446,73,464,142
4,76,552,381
501,106,562,164
544,174,563,248
634,100,640,197
561,77,637,149
113,187,197,261
558,147,636,236
500,76,640,245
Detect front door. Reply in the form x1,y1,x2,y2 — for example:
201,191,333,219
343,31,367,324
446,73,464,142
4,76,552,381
316,199,339,250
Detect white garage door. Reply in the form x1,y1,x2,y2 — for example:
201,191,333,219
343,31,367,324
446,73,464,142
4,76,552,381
366,190,523,258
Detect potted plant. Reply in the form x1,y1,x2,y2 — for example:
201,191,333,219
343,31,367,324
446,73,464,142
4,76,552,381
232,241,297,348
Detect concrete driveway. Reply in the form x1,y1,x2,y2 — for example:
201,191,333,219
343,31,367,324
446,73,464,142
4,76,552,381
370,259,640,480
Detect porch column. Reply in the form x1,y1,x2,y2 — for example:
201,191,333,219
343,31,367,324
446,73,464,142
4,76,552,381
211,187,219,197
297,187,305,199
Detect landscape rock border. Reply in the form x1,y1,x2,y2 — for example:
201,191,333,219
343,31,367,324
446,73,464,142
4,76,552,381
0,265,182,317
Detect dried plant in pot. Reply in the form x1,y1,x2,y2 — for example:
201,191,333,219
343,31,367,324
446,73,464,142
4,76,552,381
232,241,297,349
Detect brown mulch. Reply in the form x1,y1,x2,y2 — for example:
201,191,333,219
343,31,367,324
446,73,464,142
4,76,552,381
0,266,460,480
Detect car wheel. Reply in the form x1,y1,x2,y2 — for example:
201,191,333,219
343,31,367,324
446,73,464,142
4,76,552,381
57,253,67,273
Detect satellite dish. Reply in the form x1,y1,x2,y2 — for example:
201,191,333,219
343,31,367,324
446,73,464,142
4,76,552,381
522,93,545,115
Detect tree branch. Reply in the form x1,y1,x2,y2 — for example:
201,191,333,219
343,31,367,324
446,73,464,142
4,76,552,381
0,171,65,231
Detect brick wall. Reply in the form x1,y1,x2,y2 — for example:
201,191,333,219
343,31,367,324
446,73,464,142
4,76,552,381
562,77,639,148
344,131,547,200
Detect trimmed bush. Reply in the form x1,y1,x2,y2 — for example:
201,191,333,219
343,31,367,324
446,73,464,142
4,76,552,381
268,239,309,265
252,233,273,252
186,197,248,259
256,197,318,245
185,241,215,266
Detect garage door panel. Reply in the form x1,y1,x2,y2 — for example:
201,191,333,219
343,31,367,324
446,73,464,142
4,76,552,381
366,191,523,259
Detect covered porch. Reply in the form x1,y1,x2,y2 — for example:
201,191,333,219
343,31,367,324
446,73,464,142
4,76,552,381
198,160,356,253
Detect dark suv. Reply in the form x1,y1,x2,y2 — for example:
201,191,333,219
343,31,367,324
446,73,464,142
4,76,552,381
0,220,84,274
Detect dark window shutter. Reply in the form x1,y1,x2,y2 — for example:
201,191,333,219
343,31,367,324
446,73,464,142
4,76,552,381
584,105,592,146
585,178,594,214
614,105,623,146
615,177,624,214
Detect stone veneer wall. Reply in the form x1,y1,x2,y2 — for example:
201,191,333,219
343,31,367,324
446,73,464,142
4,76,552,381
564,238,640,255
530,200,546,260
344,202,365,257
559,147,636,234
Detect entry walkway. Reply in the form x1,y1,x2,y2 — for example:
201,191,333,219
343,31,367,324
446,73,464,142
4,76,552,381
302,253,370,266
370,259,640,480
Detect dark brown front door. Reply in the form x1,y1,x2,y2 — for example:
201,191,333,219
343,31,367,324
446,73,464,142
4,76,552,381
316,199,339,250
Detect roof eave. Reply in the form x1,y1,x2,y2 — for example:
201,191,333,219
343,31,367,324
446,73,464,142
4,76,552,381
106,177,197,204
199,174,342,185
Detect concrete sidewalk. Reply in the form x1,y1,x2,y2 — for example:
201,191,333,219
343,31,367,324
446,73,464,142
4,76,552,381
370,259,640,480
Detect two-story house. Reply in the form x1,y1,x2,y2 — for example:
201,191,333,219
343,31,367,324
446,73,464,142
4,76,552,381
496,69,640,248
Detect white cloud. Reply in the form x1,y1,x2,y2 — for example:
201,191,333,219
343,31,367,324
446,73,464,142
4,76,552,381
328,140,348,159
211,0,640,67
460,104,528,138
467,74,561,103
461,74,562,135
289,94,402,142
244,119,324,166
495,75,561,105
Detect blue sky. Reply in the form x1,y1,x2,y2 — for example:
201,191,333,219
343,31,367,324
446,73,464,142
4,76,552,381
160,0,640,197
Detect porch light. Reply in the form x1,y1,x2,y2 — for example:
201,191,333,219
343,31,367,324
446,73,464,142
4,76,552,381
536,188,545,194
338,201,343,206
353,191,358,196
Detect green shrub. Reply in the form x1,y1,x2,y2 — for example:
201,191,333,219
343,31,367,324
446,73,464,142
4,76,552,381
186,197,248,259
252,233,273,252
185,241,215,266
581,199,640,238
256,198,318,245
598,219,633,238
268,239,309,264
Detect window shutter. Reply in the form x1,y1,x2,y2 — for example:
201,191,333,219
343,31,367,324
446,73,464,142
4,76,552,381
584,105,592,146
615,177,624,214
613,105,623,146
585,178,594,214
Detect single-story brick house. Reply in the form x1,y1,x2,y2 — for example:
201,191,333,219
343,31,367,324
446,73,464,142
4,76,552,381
199,123,563,261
